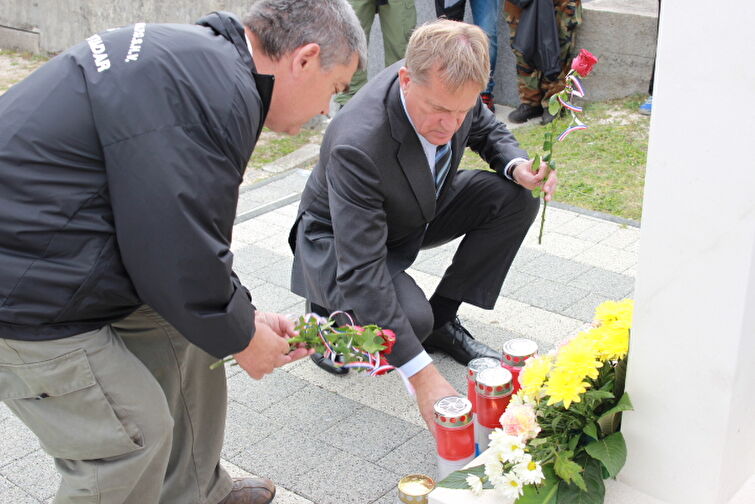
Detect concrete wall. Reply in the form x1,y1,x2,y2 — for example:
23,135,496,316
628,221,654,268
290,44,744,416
619,0,755,501
0,0,657,105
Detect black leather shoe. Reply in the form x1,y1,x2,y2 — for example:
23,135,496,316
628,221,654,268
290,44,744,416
507,103,543,124
423,318,501,365
310,352,349,375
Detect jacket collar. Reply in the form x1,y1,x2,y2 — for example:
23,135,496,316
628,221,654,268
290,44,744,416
196,11,274,140
386,78,436,222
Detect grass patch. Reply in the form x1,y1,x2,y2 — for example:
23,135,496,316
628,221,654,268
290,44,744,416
461,95,649,221
246,128,323,171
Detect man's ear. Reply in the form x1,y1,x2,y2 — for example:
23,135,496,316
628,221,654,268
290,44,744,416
398,66,411,91
292,43,322,76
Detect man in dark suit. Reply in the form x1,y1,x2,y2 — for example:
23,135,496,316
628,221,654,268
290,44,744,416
290,19,556,431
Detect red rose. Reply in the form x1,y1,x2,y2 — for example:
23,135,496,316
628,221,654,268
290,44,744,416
571,49,598,77
378,329,396,355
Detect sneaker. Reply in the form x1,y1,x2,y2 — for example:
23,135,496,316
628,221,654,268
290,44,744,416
507,103,544,124
480,92,495,113
638,95,652,116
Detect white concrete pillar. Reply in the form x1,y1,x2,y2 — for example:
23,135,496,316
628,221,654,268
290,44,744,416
620,0,755,502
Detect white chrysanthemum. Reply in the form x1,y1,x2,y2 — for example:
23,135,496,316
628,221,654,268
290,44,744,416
513,454,545,485
466,474,483,496
488,430,526,463
484,459,503,482
494,472,524,500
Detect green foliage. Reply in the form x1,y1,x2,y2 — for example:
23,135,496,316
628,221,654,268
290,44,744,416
598,393,634,428
554,451,586,491
557,458,606,504
584,432,627,478
518,465,559,504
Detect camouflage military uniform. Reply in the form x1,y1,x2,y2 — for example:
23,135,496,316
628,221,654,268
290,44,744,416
505,0,582,108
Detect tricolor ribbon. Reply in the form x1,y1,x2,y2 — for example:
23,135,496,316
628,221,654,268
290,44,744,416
558,118,588,142
305,311,416,395
557,95,583,113
568,74,585,97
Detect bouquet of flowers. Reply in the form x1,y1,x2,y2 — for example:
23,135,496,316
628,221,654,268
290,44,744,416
438,299,633,503
210,312,397,376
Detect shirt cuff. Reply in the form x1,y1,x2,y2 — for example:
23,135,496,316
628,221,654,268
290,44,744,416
398,351,433,378
503,157,528,182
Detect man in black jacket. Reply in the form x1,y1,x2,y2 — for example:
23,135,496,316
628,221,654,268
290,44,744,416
0,1,365,503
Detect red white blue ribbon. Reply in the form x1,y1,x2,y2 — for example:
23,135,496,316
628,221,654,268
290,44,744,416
557,95,583,113
568,74,585,98
558,118,588,142
306,311,415,395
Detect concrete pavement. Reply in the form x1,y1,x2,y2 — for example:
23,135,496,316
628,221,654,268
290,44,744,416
0,153,639,502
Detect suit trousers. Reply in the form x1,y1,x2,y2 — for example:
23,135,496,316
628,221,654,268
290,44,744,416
0,305,231,503
422,169,540,309
312,170,538,363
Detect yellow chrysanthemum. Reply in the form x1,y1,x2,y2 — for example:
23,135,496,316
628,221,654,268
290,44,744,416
544,367,591,409
589,323,630,361
594,299,634,327
553,334,602,381
518,355,553,400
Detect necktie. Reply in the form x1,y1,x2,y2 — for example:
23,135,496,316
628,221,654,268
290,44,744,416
434,143,452,196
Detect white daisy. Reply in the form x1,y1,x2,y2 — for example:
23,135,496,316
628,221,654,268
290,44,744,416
513,454,545,484
466,474,483,496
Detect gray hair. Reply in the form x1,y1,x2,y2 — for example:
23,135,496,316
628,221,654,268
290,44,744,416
243,0,367,71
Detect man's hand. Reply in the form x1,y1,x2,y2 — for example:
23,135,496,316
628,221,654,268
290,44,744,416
408,364,460,438
233,311,313,380
512,159,559,202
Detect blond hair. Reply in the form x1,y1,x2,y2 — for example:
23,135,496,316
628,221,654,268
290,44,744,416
405,19,489,92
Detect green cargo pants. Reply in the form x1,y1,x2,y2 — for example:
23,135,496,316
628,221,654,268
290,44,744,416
335,0,416,106
0,305,232,504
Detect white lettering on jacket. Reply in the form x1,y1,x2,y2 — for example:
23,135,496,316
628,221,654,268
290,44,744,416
125,23,146,63
86,34,111,72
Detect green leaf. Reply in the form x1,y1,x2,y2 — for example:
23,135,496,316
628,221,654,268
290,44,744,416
549,99,562,116
358,327,385,354
584,390,614,402
598,393,634,425
543,153,552,163
548,160,557,171
554,451,585,491
531,154,541,173
567,434,580,452
582,422,598,440
584,432,627,478
557,457,605,504
543,141,553,152
532,187,543,198
528,437,549,447
436,465,493,489
517,464,559,504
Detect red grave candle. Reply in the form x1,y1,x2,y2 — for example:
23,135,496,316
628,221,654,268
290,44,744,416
433,396,474,461
501,338,538,393
466,357,500,413
476,367,514,429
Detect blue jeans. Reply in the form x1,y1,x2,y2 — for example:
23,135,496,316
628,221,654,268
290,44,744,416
437,0,501,94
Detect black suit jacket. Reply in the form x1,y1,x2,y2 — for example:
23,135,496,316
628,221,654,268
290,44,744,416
290,60,526,366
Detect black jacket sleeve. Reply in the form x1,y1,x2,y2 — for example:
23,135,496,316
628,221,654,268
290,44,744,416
103,123,254,358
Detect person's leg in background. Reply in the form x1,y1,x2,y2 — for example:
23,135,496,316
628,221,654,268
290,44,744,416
379,0,416,69
505,1,546,123
470,0,502,112
639,0,659,115
539,0,582,124
334,0,377,108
